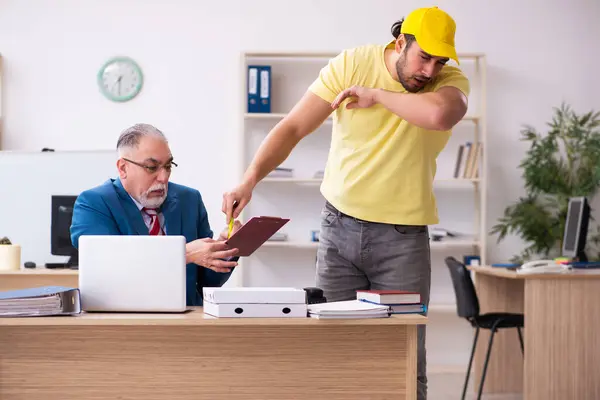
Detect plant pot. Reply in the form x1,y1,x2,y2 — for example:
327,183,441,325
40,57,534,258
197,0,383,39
0,244,21,271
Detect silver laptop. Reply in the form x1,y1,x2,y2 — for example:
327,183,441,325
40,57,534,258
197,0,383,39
78,235,187,312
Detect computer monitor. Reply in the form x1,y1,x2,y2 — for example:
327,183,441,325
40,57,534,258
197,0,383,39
50,195,79,268
562,196,590,262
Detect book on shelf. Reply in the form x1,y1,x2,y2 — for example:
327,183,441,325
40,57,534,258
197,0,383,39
247,66,259,113
453,141,482,179
258,65,271,113
247,65,271,113
453,143,466,178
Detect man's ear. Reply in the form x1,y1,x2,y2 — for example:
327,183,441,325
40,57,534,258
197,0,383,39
116,159,127,179
394,35,406,54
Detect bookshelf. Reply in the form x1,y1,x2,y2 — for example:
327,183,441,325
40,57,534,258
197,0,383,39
233,50,487,305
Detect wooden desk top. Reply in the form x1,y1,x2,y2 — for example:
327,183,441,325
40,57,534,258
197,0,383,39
468,265,600,280
0,267,78,276
0,307,427,327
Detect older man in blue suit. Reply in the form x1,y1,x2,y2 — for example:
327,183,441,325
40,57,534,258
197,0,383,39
70,123,240,306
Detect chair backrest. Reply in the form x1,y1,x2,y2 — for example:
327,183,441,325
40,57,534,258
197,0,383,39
444,256,480,319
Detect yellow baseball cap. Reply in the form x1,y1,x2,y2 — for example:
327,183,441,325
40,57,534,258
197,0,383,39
400,6,459,64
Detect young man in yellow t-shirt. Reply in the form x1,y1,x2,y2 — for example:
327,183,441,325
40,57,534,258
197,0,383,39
223,7,469,399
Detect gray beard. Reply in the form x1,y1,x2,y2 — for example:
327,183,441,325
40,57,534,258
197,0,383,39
139,185,168,208
139,195,166,209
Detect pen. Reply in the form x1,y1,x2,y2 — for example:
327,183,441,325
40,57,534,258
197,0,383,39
227,218,234,239
227,201,239,239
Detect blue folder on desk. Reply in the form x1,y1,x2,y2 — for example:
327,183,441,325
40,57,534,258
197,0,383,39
0,286,81,317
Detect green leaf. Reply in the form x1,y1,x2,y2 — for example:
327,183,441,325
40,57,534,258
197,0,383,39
491,103,600,261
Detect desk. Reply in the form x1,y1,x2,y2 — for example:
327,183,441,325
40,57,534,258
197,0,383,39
468,265,600,399
0,268,78,291
0,308,425,399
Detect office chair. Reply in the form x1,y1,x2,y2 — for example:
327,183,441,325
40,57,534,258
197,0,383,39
444,256,524,400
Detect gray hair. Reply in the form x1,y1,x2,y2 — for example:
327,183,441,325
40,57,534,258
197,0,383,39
116,123,167,155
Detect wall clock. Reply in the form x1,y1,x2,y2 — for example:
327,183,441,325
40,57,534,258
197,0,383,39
97,56,143,102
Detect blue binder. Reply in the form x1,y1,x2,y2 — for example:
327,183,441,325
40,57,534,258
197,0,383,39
247,65,260,113
0,286,81,317
258,65,271,113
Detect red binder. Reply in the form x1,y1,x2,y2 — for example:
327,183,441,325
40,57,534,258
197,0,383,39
225,216,290,257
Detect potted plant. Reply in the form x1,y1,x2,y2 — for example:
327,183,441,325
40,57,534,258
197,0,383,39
491,103,600,263
0,236,22,271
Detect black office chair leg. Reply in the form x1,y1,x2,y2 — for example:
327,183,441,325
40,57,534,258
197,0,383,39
461,327,480,400
517,327,524,355
477,327,497,400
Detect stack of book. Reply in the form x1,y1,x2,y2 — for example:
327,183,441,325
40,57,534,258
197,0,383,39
307,300,390,319
356,290,426,314
202,287,307,318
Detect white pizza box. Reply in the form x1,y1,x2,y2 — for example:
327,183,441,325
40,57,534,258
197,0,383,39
203,301,307,318
202,287,306,304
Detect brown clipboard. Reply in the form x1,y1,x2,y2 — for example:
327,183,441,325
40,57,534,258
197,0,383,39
225,216,290,257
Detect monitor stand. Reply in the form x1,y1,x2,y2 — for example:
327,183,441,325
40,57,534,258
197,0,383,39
574,250,588,263
45,251,79,269
67,252,79,270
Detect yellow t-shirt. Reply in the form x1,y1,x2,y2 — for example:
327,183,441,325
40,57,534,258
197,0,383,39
308,41,470,225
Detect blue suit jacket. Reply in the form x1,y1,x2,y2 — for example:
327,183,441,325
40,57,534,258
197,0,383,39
70,178,233,306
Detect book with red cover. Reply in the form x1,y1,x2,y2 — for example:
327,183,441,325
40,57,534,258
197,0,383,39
356,290,421,305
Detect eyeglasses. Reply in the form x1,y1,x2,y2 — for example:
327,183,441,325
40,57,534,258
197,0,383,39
122,158,178,174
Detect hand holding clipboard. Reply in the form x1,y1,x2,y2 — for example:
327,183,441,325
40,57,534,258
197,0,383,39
225,216,290,257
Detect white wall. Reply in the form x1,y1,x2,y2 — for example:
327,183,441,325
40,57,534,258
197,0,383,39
2,0,599,263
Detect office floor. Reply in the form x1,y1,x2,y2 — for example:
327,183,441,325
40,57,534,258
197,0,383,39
429,372,522,399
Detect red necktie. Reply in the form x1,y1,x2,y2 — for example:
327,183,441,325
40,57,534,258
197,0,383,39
142,207,163,235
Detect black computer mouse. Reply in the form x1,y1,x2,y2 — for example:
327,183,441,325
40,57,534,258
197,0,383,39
24,261,36,269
